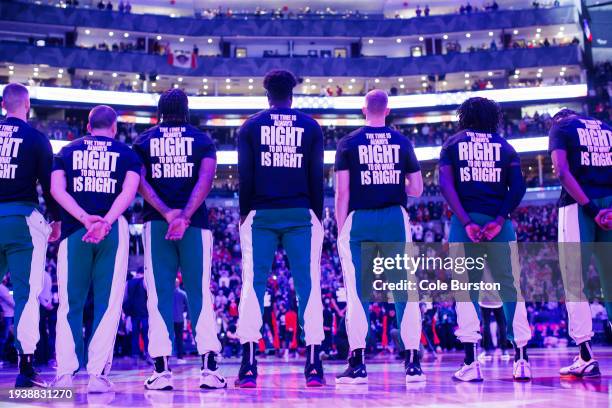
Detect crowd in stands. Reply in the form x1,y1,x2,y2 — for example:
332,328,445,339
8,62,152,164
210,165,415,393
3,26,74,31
31,111,556,151
1,197,608,366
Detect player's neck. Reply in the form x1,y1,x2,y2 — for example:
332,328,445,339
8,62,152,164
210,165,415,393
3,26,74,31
6,111,28,122
90,130,115,138
269,100,292,109
365,117,386,127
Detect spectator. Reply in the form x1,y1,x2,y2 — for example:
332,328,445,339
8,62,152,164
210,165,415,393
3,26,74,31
0,276,15,365
173,279,189,362
123,268,150,361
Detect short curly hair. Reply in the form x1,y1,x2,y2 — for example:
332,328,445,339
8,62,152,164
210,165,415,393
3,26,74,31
158,88,189,123
457,97,502,134
263,70,297,101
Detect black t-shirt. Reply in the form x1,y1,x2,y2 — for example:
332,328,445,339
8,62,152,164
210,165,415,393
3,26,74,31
133,123,216,229
548,116,612,207
439,130,520,217
237,108,324,219
335,126,420,212
53,135,141,238
0,117,59,219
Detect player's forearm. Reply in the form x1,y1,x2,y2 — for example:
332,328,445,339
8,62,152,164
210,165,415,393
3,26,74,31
138,175,172,217
557,167,590,205
405,171,424,198
103,173,140,225
439,166,471,226
51,188,88,224
496,166,527,219
182,158,215,219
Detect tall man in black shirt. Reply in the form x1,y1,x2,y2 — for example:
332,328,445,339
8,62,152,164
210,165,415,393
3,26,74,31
236,70,325,388
0,83,61,388
549,109,612,378
334,90,424,384
50,105,140,392
439,97,531,382
134,89,226,390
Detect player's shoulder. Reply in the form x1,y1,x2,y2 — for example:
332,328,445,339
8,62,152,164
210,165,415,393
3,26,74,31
336,127,364,149
442,130,468,149
292,109,319,126
133,124,160,145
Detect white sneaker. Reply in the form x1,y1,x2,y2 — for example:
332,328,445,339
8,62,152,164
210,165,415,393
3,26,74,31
87,375,114,393
513,359,532,381
51,374,73,388
200,368,227,389
477,352,491,362
501,351,511,361
145,370,173,390
176,359,187,364
560,356,601,378
200,352,227,389
453,361,484,382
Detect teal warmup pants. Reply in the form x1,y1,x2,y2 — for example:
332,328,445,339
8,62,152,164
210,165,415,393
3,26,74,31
237,208,324,346
558,195,612,344
337,205,422,351
0,209,49,354
449,212,531,348
144,221,220,358
56,217,129,376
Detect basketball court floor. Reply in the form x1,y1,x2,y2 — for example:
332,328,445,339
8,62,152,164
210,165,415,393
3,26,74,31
0,348,609,407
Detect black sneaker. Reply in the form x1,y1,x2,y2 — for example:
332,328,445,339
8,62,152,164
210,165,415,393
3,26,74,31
305,345,325,387
15,355,47,388
235,342,258,388
335,349,367,384
404,350,426,383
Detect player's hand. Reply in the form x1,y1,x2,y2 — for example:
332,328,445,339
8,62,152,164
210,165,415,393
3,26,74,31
83,220,111,244
163,209,182,224
48,221,61,242
464,222,482,242
595,208,612,231
81,214,105,230
480,220,503,241
166,216,190,241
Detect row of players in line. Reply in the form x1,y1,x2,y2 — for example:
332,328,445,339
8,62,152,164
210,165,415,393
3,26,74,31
0,69,610,392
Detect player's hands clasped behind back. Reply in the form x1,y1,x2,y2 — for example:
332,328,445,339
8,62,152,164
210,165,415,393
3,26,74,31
166,215,190,241
79,214,112,244
595,208,612,231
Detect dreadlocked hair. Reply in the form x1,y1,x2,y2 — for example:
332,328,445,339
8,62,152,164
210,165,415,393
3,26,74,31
263,70,297,101
457,97,502,134
158,88,189,123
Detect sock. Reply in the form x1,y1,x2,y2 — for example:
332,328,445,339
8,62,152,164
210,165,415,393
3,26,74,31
241,342,257,366
514,346,528,362
202,352,218,371
464,343,476,365
350,348,365,366
306,345,321,365
18,354,34,375
154,356,169,373
579,341,593,362
405,349,420,366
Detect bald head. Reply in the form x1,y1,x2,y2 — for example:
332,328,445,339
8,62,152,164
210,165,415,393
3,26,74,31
364,89,389,115
2,83,30,114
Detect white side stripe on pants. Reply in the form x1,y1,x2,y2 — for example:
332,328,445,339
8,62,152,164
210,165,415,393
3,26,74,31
143,221,173,358
398,207,422,351
236,211,262,344
194,229,222,354
87,217,130,375
302,210,325,346
337,212,369,350
16,210,49,354
558,203,593,344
